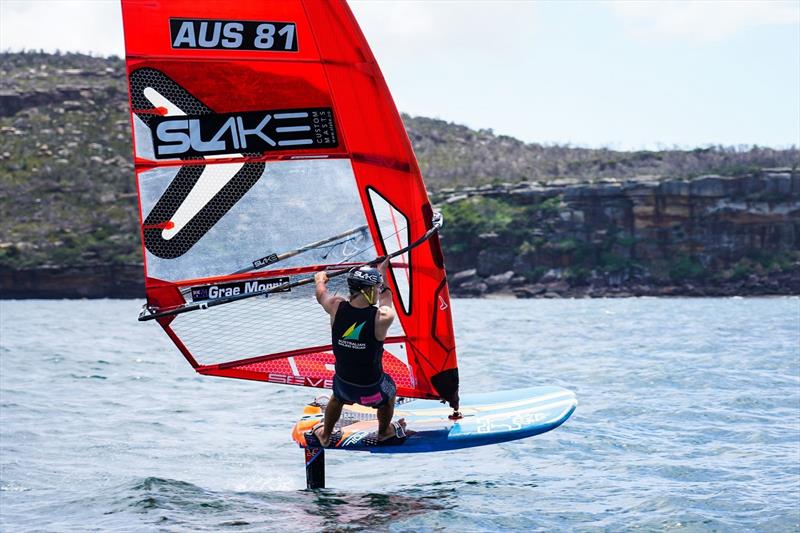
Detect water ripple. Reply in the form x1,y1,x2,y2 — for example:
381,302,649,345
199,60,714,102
0,298,798,532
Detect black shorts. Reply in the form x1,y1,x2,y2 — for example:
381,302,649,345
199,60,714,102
333,373,396,407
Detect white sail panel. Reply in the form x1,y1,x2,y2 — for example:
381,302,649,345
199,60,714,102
138,159,374,282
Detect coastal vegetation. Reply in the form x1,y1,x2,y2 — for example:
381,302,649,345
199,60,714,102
1,51,798,297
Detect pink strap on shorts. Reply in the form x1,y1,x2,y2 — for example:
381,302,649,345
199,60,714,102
359,392,383,405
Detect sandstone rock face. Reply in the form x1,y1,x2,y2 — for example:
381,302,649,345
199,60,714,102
0,264,143,299
476,249,516,277
459,280,488,296
450,269,478,286
0,86,125,118
437,171,800,298
514,284,547,298
485,271,515,289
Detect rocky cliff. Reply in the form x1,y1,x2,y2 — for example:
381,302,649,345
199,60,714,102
437,172,799,297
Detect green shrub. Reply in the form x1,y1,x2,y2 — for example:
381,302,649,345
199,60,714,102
522,266,548,282
555,238,578,251
537,197,561,213
440,196,529,252
668,256,706,281
565,266,590,284
728,258,756,281
616,234,637,247
599,252,632,273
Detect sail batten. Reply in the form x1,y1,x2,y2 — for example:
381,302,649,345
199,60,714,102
123,0,459,403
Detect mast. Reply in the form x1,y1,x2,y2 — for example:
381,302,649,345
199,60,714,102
304,447,325,489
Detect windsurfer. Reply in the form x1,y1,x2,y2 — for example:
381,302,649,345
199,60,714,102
312,259,406,446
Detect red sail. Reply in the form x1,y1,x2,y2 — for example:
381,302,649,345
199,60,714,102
121,0,458,403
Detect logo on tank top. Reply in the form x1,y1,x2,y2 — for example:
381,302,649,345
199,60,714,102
338,321,367,350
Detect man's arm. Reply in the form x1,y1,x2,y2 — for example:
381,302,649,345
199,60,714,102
374,258,396,340
315,270,342,317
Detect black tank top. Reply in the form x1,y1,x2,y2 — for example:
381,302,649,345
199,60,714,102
332,301,384,385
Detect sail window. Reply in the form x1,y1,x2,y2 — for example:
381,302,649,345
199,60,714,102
367,188,411,314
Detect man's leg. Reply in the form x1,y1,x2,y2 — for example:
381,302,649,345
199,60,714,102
376,396,396,439
316,396,343,447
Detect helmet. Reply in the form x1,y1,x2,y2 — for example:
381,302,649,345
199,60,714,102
347,266,383,291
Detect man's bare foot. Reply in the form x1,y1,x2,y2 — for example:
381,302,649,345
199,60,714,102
378,418,406,441
312,424,331,447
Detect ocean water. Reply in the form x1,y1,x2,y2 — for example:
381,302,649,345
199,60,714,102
1,298,798,532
